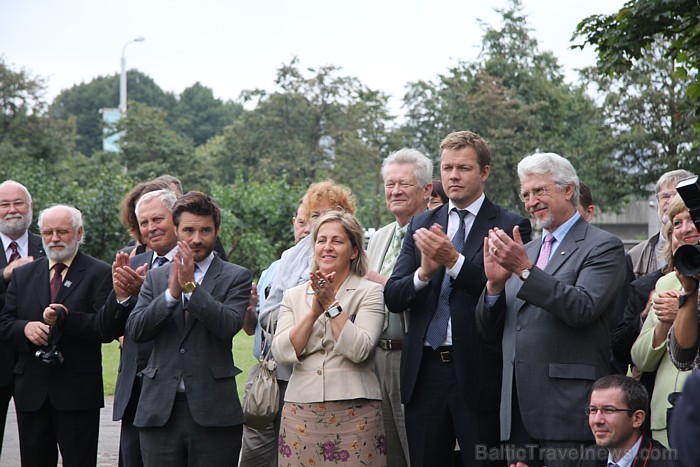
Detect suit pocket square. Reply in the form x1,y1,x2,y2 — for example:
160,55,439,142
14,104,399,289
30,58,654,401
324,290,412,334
548,363,596,380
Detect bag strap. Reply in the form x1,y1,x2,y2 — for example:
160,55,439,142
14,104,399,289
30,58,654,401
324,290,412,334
259,309,275,361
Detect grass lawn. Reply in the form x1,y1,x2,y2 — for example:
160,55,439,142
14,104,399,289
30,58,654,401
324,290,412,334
101,331,257,401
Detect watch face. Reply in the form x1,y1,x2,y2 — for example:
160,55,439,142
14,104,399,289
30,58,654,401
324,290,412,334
520,269,530,280
325,306,342,318
183,281,197,293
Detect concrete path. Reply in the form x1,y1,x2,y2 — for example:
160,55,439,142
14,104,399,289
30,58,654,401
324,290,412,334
0,396,121,466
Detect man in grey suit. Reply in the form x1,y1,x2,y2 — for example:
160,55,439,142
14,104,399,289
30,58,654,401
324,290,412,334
0,180,45,459
366,148,432,467
99,189,179,467
125,191,252,467
476,152,626,467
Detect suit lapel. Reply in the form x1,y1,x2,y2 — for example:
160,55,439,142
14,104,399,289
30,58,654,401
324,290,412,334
182,256,223,339
28,232,45,259
0,239,7,269
54,251,85,303
511,241,540,313
34,258,51,310
463,197,495,261
542,218,586,275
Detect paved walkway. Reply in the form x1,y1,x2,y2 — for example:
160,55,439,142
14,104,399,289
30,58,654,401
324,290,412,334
0,396,121,466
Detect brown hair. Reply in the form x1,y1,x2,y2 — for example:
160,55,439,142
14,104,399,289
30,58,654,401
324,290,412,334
172,191,222,231
439,131,491,170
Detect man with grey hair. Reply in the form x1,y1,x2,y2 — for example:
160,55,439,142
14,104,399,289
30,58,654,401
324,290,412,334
628,169,693,279
0,204,112,466
0,180,45,458
476,153,626,467
385,131,531,466
99,189,179,467
366,148,432,466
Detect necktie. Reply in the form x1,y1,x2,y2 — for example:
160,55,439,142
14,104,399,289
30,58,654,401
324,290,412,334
380,226,405,277
8,241,20,264
50,263,67,302
425,209,468,349
536,233,555,269
153,256,168,268
608,463,620,467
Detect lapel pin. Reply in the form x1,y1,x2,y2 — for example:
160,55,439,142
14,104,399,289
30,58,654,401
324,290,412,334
560,252,565,255
64,281,72,288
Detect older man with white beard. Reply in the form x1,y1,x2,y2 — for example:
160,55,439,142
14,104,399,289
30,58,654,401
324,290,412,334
0,180,45,459
0,204,112,467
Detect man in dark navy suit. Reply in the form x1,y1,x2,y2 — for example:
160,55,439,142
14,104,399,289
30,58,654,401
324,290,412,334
99,189,179,467
0,180,45,459
384,131,531,466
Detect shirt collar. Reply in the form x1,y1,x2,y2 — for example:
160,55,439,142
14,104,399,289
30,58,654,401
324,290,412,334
49,252,78,270
542,211,581,244
1,230,29,259
151,246,178,264
448,192,485,218
195,251,215,279
608,434,643,467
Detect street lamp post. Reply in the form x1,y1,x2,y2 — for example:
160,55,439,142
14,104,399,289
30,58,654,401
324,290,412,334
119,37,145,114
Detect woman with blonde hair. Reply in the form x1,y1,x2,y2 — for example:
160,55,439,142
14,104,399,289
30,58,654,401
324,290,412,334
272,211,386,466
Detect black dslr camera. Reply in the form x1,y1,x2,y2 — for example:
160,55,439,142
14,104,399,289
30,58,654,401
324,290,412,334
674,175,700,277
35,304,67,366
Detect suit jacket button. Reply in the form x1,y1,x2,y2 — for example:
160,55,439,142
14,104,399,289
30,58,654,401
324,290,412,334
320,349,325,355
172,376,178,381
516,325,522,331
317,370,322,375
180,348,186,354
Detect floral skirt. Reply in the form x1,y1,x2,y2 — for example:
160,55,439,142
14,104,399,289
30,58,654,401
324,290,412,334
278,399,386,466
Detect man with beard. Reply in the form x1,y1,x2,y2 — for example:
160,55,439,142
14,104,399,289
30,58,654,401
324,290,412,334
0,204,112,466
0,180,45,458
125,192,252,467
476,153,625,467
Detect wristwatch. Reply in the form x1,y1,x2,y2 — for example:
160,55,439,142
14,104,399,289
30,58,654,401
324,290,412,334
519,265,533,281
325,304,343,319
183,281,197,293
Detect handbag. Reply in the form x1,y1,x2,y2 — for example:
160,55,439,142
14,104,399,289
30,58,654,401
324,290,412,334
242,315,280,430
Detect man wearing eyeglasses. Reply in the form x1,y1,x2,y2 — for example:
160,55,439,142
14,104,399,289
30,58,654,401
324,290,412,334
578,375,670,467
0,204,112,466
628,170,693,279
476,152,625,467
0,180,45,459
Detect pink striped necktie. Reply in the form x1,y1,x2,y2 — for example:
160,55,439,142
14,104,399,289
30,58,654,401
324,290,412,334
536,233,555,269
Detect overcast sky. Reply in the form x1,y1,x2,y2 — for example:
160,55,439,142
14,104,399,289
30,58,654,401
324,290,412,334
1,0,624,115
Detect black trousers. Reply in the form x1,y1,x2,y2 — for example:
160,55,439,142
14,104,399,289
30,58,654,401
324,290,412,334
404,347,502,467
17,398,99,467
139,393,243,467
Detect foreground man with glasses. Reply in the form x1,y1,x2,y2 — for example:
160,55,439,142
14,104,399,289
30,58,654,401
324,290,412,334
578,375,671,467
476,152,625,467
0,204,112,466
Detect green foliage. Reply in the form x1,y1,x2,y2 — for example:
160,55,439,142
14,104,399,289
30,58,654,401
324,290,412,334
574,0,700,115
168,82,244,146
212,178,306,278
580,38,700,195
402,0,626,213
49,70,176,156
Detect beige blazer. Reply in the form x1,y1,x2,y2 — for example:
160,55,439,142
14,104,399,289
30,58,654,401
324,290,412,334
272,274,384,403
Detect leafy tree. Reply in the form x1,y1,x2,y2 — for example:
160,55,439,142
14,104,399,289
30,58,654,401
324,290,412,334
115,102,203,191
580,39,700,193
168,82,244,146
574,0,700,114
212,178,306,278
200,58,395,229
49,70,176,155
401,0,625,212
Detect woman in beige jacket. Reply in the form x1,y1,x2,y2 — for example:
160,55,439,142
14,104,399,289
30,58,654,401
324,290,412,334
272,211,386,466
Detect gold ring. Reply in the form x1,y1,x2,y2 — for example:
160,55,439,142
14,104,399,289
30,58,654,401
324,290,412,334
491,247,498,254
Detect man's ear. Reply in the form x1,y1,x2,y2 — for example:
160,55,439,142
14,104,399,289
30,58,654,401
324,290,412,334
632,409,646,429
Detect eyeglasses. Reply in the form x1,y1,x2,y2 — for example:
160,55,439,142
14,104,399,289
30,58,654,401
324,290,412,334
656,191,676,201
585,406,636,416
385,182,416,191
0,201,28,211
519,184,558,203
40,229,73,238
